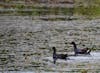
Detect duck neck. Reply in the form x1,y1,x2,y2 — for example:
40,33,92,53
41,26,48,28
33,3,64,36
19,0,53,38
53,48,56,55
72,43,77,51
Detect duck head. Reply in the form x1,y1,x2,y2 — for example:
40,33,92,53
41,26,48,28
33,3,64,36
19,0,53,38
71,41,75,45
52,47,56,52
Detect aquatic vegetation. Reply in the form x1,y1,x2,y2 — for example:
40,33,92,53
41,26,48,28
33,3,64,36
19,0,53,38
80,69,88,73
0,49,9,54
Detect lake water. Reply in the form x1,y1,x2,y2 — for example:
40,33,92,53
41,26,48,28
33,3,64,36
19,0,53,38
0,16,100,73
1,52,100,73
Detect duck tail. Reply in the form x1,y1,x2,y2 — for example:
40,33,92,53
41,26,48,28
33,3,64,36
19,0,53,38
87,49,91,54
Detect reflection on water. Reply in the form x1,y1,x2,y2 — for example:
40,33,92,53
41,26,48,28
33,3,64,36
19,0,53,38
69,52,100,61
43,52,100,72
1,52,100,73
45,52,100,62
0,16,100,73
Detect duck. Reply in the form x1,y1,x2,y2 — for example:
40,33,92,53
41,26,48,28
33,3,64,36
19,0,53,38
52,47,68,64
71,41,91,56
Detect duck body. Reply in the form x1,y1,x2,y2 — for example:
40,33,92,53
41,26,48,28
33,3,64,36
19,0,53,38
71,42,91,56
52,47,68,64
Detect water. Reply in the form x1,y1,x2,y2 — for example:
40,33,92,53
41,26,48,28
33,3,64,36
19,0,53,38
0,71,35,73
44,52,100,63
42,52,100,72
2,52,100,73
0,16,100,73
0,71,59,73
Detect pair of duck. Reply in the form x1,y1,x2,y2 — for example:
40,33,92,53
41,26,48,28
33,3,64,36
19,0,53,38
52,41,91,64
